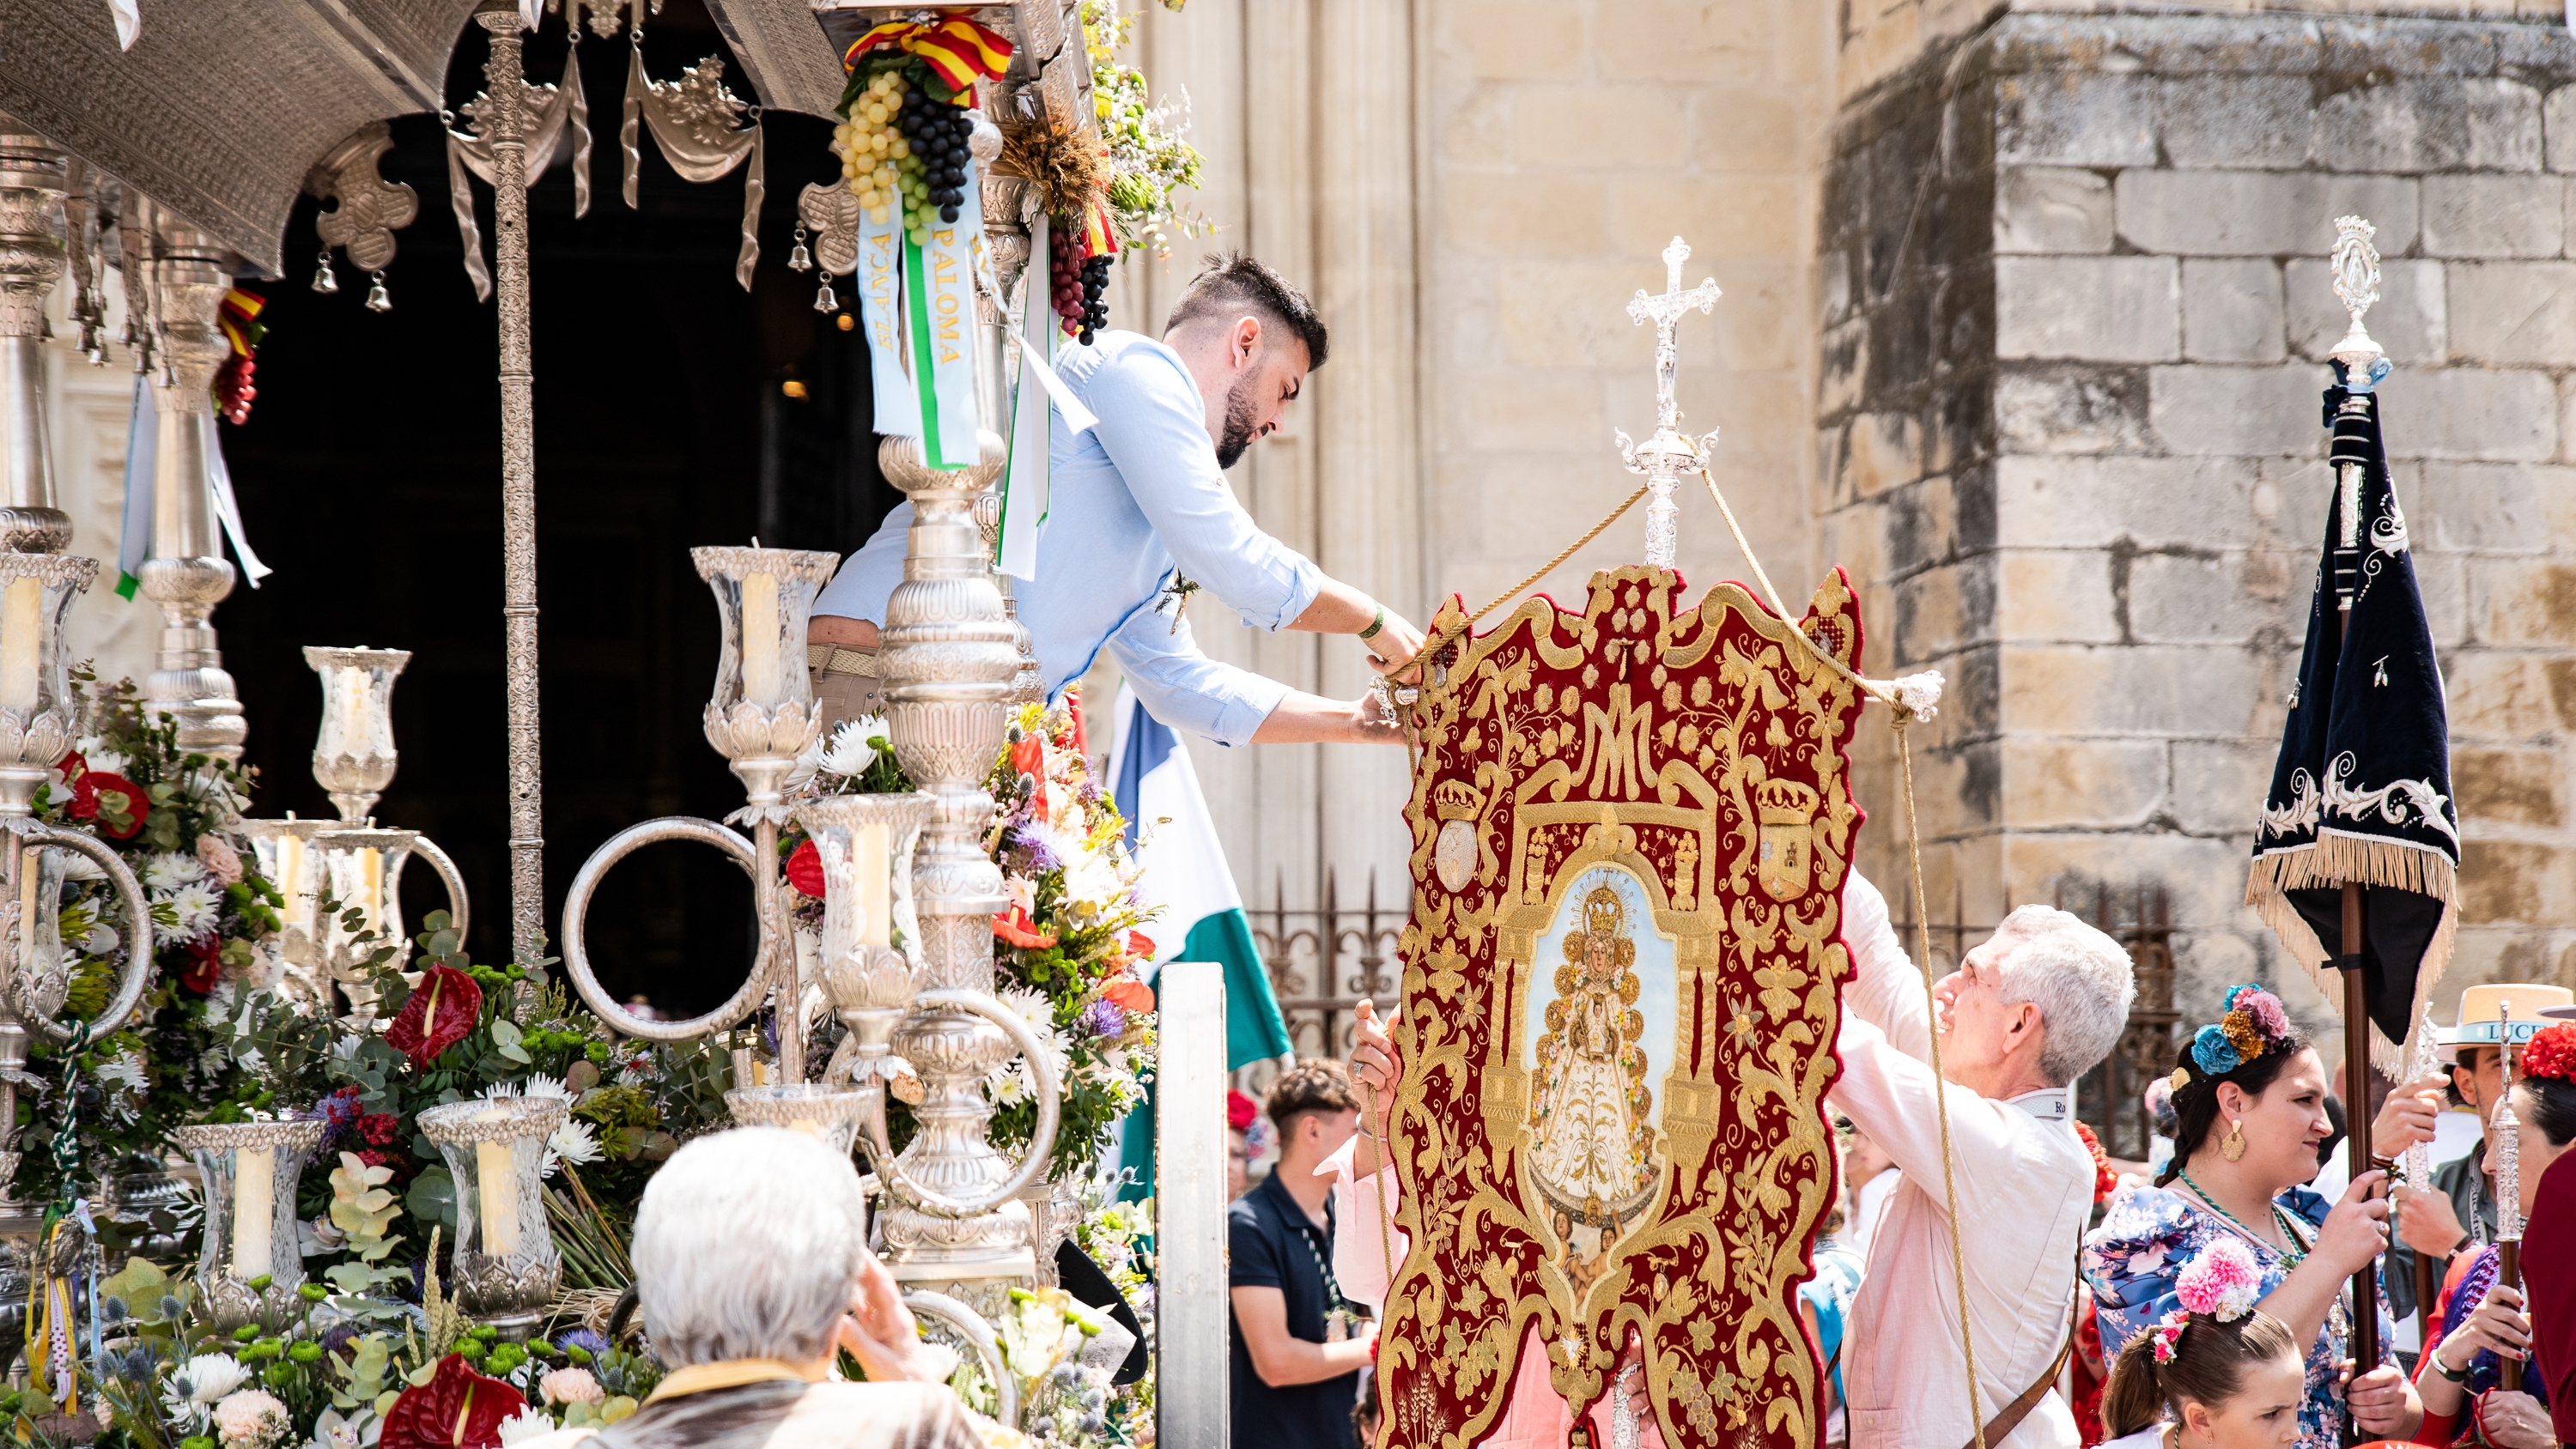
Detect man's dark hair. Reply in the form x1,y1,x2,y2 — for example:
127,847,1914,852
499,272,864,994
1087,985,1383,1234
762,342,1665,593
1164,252,1328,370
1264,1057,1359,1141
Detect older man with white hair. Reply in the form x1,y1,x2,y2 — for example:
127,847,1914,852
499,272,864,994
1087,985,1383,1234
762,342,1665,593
1830,869,2136,1449
519,1127,983,1449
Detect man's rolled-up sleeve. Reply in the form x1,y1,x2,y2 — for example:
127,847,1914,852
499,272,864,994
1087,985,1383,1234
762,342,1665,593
1103,601,1289,748
1084,350,1323,632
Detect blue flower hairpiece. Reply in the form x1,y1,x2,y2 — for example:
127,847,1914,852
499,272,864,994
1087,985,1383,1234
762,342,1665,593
2190,1022,2244,1076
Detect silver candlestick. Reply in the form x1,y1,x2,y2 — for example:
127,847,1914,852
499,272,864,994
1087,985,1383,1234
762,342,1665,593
307,646,407,821
561,545,838,1080
1614,235,1722,569
0,118,75,555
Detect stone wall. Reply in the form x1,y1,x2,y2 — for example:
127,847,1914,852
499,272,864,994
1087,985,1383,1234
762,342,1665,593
1823,9,2576,1039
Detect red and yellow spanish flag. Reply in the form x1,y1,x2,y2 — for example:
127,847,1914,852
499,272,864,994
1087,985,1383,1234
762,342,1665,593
843,12,1012,100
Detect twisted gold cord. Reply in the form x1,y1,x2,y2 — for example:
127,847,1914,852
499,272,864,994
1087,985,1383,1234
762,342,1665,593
1897,714,1988,1447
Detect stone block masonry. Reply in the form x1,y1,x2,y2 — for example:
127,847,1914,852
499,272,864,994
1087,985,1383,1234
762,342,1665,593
1822,10,2576,1033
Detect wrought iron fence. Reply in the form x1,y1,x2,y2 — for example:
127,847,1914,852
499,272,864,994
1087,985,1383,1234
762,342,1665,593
1230,867,1407,1100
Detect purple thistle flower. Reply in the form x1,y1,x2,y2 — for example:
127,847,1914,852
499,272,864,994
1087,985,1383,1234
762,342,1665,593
1018,834,1061,876
1084,999,1127,1040
556,1329,611,1361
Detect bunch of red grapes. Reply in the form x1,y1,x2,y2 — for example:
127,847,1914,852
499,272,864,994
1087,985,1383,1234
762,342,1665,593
1048,223,1114,344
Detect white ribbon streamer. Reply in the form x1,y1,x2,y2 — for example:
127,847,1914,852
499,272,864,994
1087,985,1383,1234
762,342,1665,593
202,412,270,587
998,209,1052,581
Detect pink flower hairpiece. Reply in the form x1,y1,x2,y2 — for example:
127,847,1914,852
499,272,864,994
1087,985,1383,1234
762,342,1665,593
2174,1237,2262,1323
2149,1312,2188,1363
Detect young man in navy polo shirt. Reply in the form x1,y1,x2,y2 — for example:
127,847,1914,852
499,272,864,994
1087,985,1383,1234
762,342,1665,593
1229,1059,1373,1449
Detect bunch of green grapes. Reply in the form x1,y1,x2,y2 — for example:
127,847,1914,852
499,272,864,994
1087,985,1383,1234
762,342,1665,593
835,64,975,244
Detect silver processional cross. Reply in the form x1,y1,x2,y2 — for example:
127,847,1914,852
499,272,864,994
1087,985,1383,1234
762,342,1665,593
1615,235,1722,568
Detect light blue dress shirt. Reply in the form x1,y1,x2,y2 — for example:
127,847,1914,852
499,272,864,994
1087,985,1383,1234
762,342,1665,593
813,330,1325,747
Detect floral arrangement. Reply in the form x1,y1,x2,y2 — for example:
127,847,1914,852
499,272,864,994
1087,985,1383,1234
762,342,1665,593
2524,1022,2576,1083
17,675,283,1214
2178,983,2295,1084
1071,1192,1156,1445
981,699,1156,1180
1078,0,1204,257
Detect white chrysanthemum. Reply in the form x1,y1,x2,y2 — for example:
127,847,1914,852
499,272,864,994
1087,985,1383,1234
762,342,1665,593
495,1410,557,1447
991,990,1070,1109
143,852,207,893
156,881,222,944
1058,850,1126,916
166,1353,247,1422
819,716,884,779
75,737,131,779
508,1074,574,1101
94,1051,147,1094
542,1119,603,1179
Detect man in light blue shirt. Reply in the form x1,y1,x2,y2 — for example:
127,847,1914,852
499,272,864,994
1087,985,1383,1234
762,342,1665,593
809,253,1420,747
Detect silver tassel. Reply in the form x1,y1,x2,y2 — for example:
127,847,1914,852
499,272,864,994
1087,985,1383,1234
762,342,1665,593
622,41,645,209
565,36,592,218
448,131,494,303
735,119,763,291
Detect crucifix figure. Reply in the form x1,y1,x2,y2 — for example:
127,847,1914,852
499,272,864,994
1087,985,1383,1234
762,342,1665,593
1615,235,1722,569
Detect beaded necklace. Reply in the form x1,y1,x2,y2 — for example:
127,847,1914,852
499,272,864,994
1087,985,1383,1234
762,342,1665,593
2175,1170,2307,1267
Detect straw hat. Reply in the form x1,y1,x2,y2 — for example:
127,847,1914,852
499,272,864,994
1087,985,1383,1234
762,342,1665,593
2438,983,2576,1055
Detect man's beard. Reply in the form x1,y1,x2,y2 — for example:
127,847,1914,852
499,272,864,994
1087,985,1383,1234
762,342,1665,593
1213,374,1262,469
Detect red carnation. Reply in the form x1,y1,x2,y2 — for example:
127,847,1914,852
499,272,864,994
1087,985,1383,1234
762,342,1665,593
992,904,1057,949
785,838,825,899
379,1354,526,1449
1226,1089,1257,1132
357,1113,402,1146
382,965,483,1070
2524,1022,2576,1085
179,936,223,994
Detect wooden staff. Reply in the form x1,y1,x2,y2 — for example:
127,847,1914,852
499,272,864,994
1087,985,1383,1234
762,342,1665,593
2321,485,2382,1384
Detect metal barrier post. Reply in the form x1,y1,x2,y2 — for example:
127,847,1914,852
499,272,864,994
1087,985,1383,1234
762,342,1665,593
1156,961,1229,1447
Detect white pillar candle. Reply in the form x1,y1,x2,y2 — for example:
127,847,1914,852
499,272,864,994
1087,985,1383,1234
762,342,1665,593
739,572,781,706
476,1128,520,1258
858,822,890,949
277,834,310,939
787,1118,821,1137
232,1146,275,1281
359,846,383,939
337,667,372,756
0,577,41,714
17,844,37,972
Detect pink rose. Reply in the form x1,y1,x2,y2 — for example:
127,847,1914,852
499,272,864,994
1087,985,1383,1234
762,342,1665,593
197,834,245,886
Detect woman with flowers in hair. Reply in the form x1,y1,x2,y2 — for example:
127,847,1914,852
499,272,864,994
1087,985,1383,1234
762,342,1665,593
2096,1238,2308,1448
2082,984,2421,1446
2411,1020,2576,1447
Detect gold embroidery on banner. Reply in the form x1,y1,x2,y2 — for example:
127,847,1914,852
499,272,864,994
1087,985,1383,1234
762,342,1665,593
1382,567,1866,1448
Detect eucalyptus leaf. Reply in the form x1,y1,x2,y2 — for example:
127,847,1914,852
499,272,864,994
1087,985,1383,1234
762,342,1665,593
405,1166,458,1234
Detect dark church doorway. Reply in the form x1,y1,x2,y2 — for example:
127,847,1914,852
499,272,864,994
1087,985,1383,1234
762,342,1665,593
212,1,892,1016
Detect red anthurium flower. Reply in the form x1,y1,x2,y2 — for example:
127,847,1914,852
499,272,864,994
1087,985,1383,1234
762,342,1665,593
179,937,223,994
1065,687,1087,758
1122,931,1155,964
82,772,147,838
1101,974,1154,1015
1010,731,1049,816
992,904,1058,950
382,965,483,1070
785,838,825,899
380,1354,526,1449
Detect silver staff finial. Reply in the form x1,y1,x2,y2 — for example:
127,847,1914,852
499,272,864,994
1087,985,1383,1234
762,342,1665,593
2498,995,2524,1243
2329,215,2384,380
1615,235,1722,569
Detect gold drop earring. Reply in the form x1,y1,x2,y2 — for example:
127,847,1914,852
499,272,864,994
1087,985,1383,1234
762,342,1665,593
2222,1118,2246,1162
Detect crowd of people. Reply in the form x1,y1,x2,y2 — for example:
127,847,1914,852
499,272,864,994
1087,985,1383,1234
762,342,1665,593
1215,880,2576,1449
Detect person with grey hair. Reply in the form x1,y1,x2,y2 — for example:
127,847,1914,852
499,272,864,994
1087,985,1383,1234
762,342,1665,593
516,1127,984,1449
1828,869,2137,1449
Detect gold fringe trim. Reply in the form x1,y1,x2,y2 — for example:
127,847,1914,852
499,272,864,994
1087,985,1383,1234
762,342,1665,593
2245,833,2458,1076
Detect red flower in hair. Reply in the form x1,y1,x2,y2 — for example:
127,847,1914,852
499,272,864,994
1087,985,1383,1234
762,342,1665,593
382,965,483,1070
2524,1022,2576,1084
2073,1120,2118,1206
379,1354,526,1449
1226,1090,1258,1132
785,838,826,898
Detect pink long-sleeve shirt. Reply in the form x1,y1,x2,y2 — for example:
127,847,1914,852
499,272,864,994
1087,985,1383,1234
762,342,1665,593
1834,870,2090,1449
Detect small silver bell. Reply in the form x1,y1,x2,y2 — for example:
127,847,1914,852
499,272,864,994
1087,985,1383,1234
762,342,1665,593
364,272,392,312
787,227,812,272
814,279,838,313
313,249,340,294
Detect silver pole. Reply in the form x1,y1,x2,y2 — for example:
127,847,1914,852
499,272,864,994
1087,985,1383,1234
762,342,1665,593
140,214,246,761
1155,961,1229,1449
0,117,72,555
475,0,545,966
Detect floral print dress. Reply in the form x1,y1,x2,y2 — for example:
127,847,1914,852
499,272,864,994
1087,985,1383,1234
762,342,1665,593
2081,1185,2394,1449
